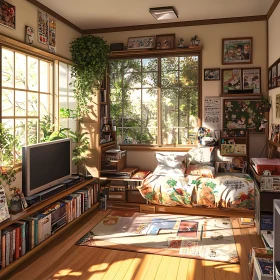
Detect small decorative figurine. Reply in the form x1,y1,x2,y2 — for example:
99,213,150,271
177,38,186,48
190,35,200,46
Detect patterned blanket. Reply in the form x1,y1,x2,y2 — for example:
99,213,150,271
138,173,254,209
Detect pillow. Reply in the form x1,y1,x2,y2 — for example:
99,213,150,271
186,164,215,178
153,152,187,177
187,147,214,166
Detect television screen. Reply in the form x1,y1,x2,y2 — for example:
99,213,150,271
22,138,72,196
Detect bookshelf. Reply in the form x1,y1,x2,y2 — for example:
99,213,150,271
274,199,280,280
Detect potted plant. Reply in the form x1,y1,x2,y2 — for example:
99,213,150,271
260,95,271,112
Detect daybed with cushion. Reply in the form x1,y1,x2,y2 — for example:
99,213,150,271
137,147,254,212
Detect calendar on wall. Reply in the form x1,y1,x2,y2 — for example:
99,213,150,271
204,97,221,130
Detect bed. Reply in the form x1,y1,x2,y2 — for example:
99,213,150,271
137,148,254,211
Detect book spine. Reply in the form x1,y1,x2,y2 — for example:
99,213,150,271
15,227,20,260
10,229,15,263
2,234,5,269
0,230,1,270
21,222,26,256
34,219,38,246
5,231,10,266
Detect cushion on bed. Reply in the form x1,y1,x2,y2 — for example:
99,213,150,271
187,147,215,166
153,152,187,177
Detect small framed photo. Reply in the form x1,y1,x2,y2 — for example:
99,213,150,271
272,63,277,88
0,0,16,30
127,36,155,50
222,37,252,64
155,34,175,50
242,68,261,94
277,59,280,87
204,68,220,81
25,26,34,45
268,67,272,90
222,68,242,94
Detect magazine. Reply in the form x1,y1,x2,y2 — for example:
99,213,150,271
177,220,199,239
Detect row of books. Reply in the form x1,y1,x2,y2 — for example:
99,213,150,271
105,149,126,160
0,183,98,270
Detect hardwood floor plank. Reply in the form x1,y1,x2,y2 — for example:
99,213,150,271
122,253,146,280
187,259,204,280
132,253,154,280
176,258,190,279
154,256,173,280
203,260,216,280
164,257,180,280
142,254,163,280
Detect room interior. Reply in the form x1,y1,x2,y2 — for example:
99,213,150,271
0,0,280,279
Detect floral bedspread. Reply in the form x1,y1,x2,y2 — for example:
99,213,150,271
138,173,254,209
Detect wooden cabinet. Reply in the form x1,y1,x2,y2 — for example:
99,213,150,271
220,128,249,165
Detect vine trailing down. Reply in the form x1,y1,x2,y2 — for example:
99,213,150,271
69,35,110,121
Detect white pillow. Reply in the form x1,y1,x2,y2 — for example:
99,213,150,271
153,152,187,177
187,147,214,166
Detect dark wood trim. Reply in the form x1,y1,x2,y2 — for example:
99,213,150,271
26,0,82,33
83,15,266,34
267,0,280,19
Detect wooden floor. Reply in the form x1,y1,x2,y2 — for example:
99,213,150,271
4,209,263,280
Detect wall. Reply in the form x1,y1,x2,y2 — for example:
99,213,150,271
268,3,280,126
0,0,81,59
96,20,267,169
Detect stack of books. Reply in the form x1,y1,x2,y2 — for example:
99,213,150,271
104,149,126,161
240,217,255,226
253,257,273,279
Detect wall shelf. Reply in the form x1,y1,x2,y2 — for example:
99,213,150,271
220,94,262,98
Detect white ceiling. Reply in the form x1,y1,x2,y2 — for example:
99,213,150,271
37,0,274,30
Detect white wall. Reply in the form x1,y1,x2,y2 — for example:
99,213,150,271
268,3,280,126
96,20,267,168
0,0,81,59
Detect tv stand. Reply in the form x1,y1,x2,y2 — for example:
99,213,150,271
0,178,100,278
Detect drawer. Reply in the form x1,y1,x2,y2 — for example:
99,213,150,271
127,190,146,204
108,191,126,201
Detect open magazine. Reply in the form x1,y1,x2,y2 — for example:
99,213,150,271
0,185,10,223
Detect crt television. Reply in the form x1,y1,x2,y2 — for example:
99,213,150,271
22,138,72,197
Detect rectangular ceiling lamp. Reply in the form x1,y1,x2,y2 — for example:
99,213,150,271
149,6,178,20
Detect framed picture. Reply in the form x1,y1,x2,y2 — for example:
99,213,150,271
0,0,16,30
277,59,280,87
276,94,280,118
222,37,252,64
127,36,155,50
268,67,272,90
242,68,261,94
222,69,242,94
155,34,175,50
25,26,34,45
223,99,265,133
272,63,277,88
204,68,220,81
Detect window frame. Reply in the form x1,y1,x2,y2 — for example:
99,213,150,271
109,48,202,150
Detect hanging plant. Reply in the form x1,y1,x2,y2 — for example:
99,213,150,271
69,35,110,121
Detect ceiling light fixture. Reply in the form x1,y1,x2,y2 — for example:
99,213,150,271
149,6,178,21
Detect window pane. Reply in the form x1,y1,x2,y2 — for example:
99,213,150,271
15,119,26,162
2,89,14,116
40,60,49,92
15,91,26,116
142,58,157,72
142,72,157,88
15,52,27,89
28,56,38,91
179,56,199,87
40,94,51,117
125,72,141,88
161,71,179,88
2,48,14,87
123,89,141,127
161,57,178,71
28,92,39,116
28,119,38,144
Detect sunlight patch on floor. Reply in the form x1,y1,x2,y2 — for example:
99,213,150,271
53,269,82,277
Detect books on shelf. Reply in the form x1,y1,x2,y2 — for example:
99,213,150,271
261,230,273,251
105,149,126,160
0,182,98,270
240,217,255,226
253,257,273,279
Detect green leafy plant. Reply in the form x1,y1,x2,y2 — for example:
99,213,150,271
49,127,70,141
69,131,90,173
69,35,110,121
0,123,15,166
40,115,55,142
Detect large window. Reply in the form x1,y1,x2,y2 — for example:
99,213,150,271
1,47,53,163
110,54,200,146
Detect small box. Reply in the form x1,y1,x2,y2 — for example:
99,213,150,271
101,156,126,172
140,204,155,214
110,43,124,51
127,190,146,203
260,214,273,231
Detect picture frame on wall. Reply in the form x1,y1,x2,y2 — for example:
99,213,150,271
222,37,252,65
222,69,242,94
268,67,272,90
277,59,280,87
223,99,264,133
272,63,277,88
276,94,280,118
0,0,16,30
242,68,261,94
155,34,175,50
127,36,155,50
204,68,220,81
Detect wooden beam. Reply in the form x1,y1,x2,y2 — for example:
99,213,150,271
267,0,280,19
83,15,267,34
26,0,83,33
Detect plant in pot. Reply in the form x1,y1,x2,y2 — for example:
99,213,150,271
260,95,272,112
68,35,110,175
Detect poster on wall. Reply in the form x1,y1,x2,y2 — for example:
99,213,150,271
0,0,15,30
48,17,56,53
204,97,220,130
25,25,34,45
38,10,48,45
0,184,10,223
276,94,280,119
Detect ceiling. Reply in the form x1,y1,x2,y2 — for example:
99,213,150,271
36,0,274,31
